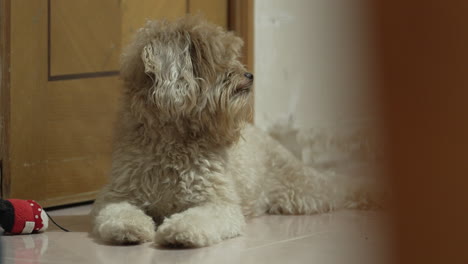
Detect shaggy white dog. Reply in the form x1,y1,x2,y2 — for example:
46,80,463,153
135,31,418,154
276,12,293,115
91,16,380,247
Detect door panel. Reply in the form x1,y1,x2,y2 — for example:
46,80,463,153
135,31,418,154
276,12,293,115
50,0,121,76
45,78,120,160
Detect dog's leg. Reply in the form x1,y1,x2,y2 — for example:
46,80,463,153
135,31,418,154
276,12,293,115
154,202,245,247
265,144,382,215
92,201,156,244
267,164,338,214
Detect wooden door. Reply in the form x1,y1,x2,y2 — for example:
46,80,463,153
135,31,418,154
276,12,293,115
1,0,240,207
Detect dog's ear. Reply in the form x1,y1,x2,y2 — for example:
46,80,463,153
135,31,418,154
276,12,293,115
141,37,195,80
141,41,160,75
141,36,199,115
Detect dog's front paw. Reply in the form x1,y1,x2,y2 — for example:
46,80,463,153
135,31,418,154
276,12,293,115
93,203,156,244
96,218,155,244
154,215,221,248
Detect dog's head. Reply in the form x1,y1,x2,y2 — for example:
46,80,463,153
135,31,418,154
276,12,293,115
121,16,253,144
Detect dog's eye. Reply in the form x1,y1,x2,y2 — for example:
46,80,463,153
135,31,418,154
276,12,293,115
223,72,233,84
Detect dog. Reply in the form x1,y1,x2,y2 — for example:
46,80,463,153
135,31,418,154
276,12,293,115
91,16,380,247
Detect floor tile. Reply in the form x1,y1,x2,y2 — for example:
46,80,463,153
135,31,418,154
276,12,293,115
238,237,391,264
1,209,392,264
244,210,389,241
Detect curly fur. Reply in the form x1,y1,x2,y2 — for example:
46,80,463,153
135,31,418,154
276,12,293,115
91,16,380,248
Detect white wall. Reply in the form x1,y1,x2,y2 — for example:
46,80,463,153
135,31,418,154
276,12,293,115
254,0,376,129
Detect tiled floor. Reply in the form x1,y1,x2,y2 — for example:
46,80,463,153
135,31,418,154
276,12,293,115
1,204,392,264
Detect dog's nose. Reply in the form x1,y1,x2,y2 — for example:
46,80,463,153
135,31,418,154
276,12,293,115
244,72,254,80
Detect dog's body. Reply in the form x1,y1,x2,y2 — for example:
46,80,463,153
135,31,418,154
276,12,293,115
91,16,377,247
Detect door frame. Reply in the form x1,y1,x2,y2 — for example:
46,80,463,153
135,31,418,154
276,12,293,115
228,0,254,73
229,0,254,123
1,0,11,197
